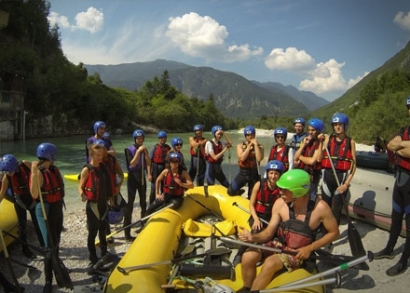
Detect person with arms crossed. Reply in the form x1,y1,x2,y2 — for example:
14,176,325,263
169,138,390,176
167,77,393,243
204,125,232,188
289,118,308,151
267,127,293,172
373,95,410,276
228,126,264,198
238,169,339,291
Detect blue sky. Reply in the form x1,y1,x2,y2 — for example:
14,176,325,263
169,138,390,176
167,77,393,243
47,0,410,101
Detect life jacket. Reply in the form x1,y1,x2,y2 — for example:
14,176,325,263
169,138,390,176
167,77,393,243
9,163,31,196
238,142,257,169
207,140,223,164
125,145,145,172
396,126,410,171
321,136,353,171
254,180,280,215
152,143,171,164
189,137,207,159
162,168,185,197
268,145,290,171
276,200,315,249
39,166,64,203
103,155,118,194
298,140,321,173
83,163,112,202
290,133,308,150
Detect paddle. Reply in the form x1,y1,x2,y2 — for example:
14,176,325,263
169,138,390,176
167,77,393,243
244,272,341,293
219,237,372,267
141,149,145,186
2,229,46,255
37,177,73,289
196,142,200,186
325,146,367,257
96,202,175,245
117,247,231,274
0,226,24,293
186,194,223,221
224,132,233,182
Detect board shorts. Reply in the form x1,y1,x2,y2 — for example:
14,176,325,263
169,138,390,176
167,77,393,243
261,240,303,271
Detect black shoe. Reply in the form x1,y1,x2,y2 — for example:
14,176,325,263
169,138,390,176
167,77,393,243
374,248,395,259
107,237,114,244
386,261,407,276
23,247,36,259
125,235,136,242
42,282,52,293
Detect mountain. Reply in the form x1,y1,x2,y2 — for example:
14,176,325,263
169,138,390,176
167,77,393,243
84,59,327,119
253,81,329,111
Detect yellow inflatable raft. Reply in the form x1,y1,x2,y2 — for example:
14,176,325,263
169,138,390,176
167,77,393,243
103,185,325,293
0,198,19,252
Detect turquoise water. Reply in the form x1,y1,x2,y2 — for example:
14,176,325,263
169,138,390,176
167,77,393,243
0,132,276,210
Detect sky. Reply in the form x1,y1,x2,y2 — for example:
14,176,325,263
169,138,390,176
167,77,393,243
47,0,410,101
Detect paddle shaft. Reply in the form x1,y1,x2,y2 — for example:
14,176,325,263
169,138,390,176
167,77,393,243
0,227,24,293
2,229,46,255
97,202,175,244
141,150,145,186
232,202,269,225
186,194,223,221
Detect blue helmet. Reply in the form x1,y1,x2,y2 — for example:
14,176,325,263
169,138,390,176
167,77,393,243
157,130,167,139
108,206,124,224
211,125,223,137
307,118,325,133
243,125,256,136
407,96,410,106
171,137,183,148
169,152,182,162
273,127,288,139
36,143,58,162
102,132,110,138
94,139,107,148
133,129,145,139
193,124,203,132
293,118,305,126
266,160,284,174
331,113,349,131
0,154,18,173
93,121,106,134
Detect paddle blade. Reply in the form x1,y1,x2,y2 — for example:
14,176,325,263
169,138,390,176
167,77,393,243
347,221,367,259
52,256,73,289
316,249,369,271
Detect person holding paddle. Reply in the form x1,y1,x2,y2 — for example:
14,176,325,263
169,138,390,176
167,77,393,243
320,113,356,251
29,143,67,293
79,140,115,270
188,124,208,186
238,169,339,291
204,125,232,188
146,152,193,215
0,154,44,258
373,95,410,276
125,129,151,240
228,125,264,198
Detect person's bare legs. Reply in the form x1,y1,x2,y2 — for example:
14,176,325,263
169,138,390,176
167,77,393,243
251,254,284,290
241,249,262,288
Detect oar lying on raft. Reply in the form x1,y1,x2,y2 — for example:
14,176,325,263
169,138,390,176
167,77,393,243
220,237,373,269
96,202,174,245
117,247,231,275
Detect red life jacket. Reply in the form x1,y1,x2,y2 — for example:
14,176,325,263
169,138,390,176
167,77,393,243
152,143,171,164
276,201,315,249
321,136,353,171
396,126,410,170
9,163,31,196
255,180,280,215
268,145,290,171
238,142,257,169
39,166,64,203
189,137,207,158
83,163,112,202
162,169,185,197
207,140,223,163
103,155,118,194
298,140,321,173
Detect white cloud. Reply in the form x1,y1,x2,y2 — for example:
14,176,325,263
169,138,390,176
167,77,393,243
265,47,315,71
394,11,410,31
47,11,70,29
74,7,104,33
166,12,263,62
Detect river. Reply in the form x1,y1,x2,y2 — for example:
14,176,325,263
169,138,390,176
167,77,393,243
0,131,276,212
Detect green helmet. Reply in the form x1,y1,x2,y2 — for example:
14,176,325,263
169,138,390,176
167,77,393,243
276,169,310,198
